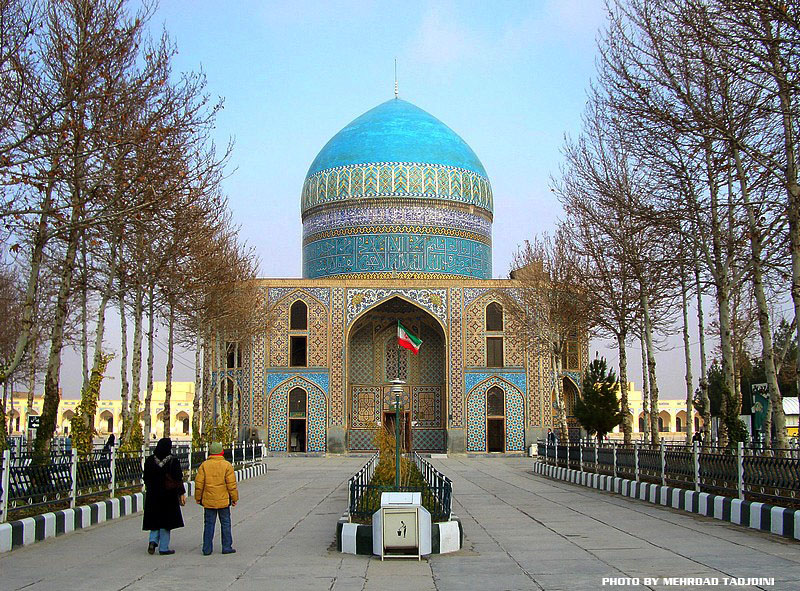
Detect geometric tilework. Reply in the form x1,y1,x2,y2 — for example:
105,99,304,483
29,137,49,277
266,372,329,395
267,376,327,452
301,162,493,214
411,386,442,428
330,288,345,425
411,429,446,452
269,290,328,368
269,287,331,308
348,429,377,451
465,376,525,452
464,291,525,368
449,287,464,428
350,385,381,429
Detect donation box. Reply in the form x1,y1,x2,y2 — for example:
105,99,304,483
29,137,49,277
372,492,431,559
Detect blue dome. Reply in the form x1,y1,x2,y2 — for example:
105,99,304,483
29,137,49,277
306,99,488,178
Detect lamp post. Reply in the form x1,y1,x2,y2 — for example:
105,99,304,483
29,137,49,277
389,378,405,490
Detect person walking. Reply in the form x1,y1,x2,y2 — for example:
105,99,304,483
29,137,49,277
195,442,238,556
142,437,186,555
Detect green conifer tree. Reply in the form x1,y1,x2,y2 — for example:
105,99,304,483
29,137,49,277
574,357,623,442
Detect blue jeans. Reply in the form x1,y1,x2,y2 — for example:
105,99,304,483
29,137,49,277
149,528,170,552
203,507,233,554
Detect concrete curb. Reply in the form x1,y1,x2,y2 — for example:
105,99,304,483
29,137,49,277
532,461,800,541
0,461,268,553
336,512,463,556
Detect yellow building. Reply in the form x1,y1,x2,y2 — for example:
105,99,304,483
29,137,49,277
5,381,197,441
610,382,705,441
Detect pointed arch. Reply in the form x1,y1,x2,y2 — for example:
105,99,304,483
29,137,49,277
465,375,525,452
267,375,327,452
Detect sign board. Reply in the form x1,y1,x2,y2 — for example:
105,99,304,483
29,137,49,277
27,415,40,430
750,384,769,432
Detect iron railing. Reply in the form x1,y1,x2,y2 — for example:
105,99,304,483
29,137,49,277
0,441,266,523
347,452,453,523
536,440,800,506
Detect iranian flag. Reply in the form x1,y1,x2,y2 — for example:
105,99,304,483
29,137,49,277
397,321,422,355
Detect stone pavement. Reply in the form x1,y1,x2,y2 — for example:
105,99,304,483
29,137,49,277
0,456,796,591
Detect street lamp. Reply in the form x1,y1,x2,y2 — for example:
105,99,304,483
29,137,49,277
389,378,405,490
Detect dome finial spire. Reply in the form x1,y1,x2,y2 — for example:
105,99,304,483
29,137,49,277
394,58,398,99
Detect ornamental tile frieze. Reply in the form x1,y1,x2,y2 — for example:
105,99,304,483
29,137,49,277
304,235,491,279
346,288,447,327
301,162,493,213
303,203,492,239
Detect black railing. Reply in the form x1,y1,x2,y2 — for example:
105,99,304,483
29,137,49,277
347,452,453,523
536,440,800,507
0,441,267,523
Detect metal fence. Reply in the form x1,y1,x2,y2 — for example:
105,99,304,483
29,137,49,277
347,452,453,523
537,440,800,507
0,441,266,523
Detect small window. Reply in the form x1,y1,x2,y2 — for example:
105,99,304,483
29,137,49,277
226,342,241,369
487,386,504,416
290,300,308,330
290,335,307,367
675,417,682,432
486,337,503,368
486,302,503,331
289,388,307,417
182,417,190,434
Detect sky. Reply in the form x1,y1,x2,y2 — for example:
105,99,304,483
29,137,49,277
53,0,707,402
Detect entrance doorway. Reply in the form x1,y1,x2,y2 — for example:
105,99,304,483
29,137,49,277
289,419,306,452
383,411,412,451
487,386,505,453
289,387,307,452
487,418,505,452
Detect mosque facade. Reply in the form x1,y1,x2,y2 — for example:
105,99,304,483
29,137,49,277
220,98,586,454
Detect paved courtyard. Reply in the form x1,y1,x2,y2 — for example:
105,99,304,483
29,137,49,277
0,456,796,591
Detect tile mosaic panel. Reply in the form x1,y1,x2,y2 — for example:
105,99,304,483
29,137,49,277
269,290,329,368
449,287,464,428
349,429,377,451
304,234,491,280
301,162,493,213
412,429,446,452
411,386,441,428
346,288,447,328
349,325,374,384
266,375,327,453
351,385,381,429
330,288,345,425
465,376,525,452
464,291,524,368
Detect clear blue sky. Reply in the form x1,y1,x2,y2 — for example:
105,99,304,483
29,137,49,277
150,0,607,277
59,1,696,402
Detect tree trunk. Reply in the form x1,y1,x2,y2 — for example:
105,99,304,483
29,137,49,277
695,267,711,445
641,292,660,445
26,327,38,451
733,146,788,447
680,269,694,445
759,10,800,419
203,328,211,430
552,347,569,441
143,284,155,439
640,333,649,443
163,302,175,439
192,318,202,443
129,283,144,445
119,283,130,441
80,237,89,390
34,205,83,462
617,331,631,444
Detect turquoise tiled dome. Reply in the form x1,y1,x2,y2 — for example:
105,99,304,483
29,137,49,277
306,99,487,178
301,98,493,280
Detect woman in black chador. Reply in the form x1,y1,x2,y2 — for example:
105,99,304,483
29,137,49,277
142,437,186,555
